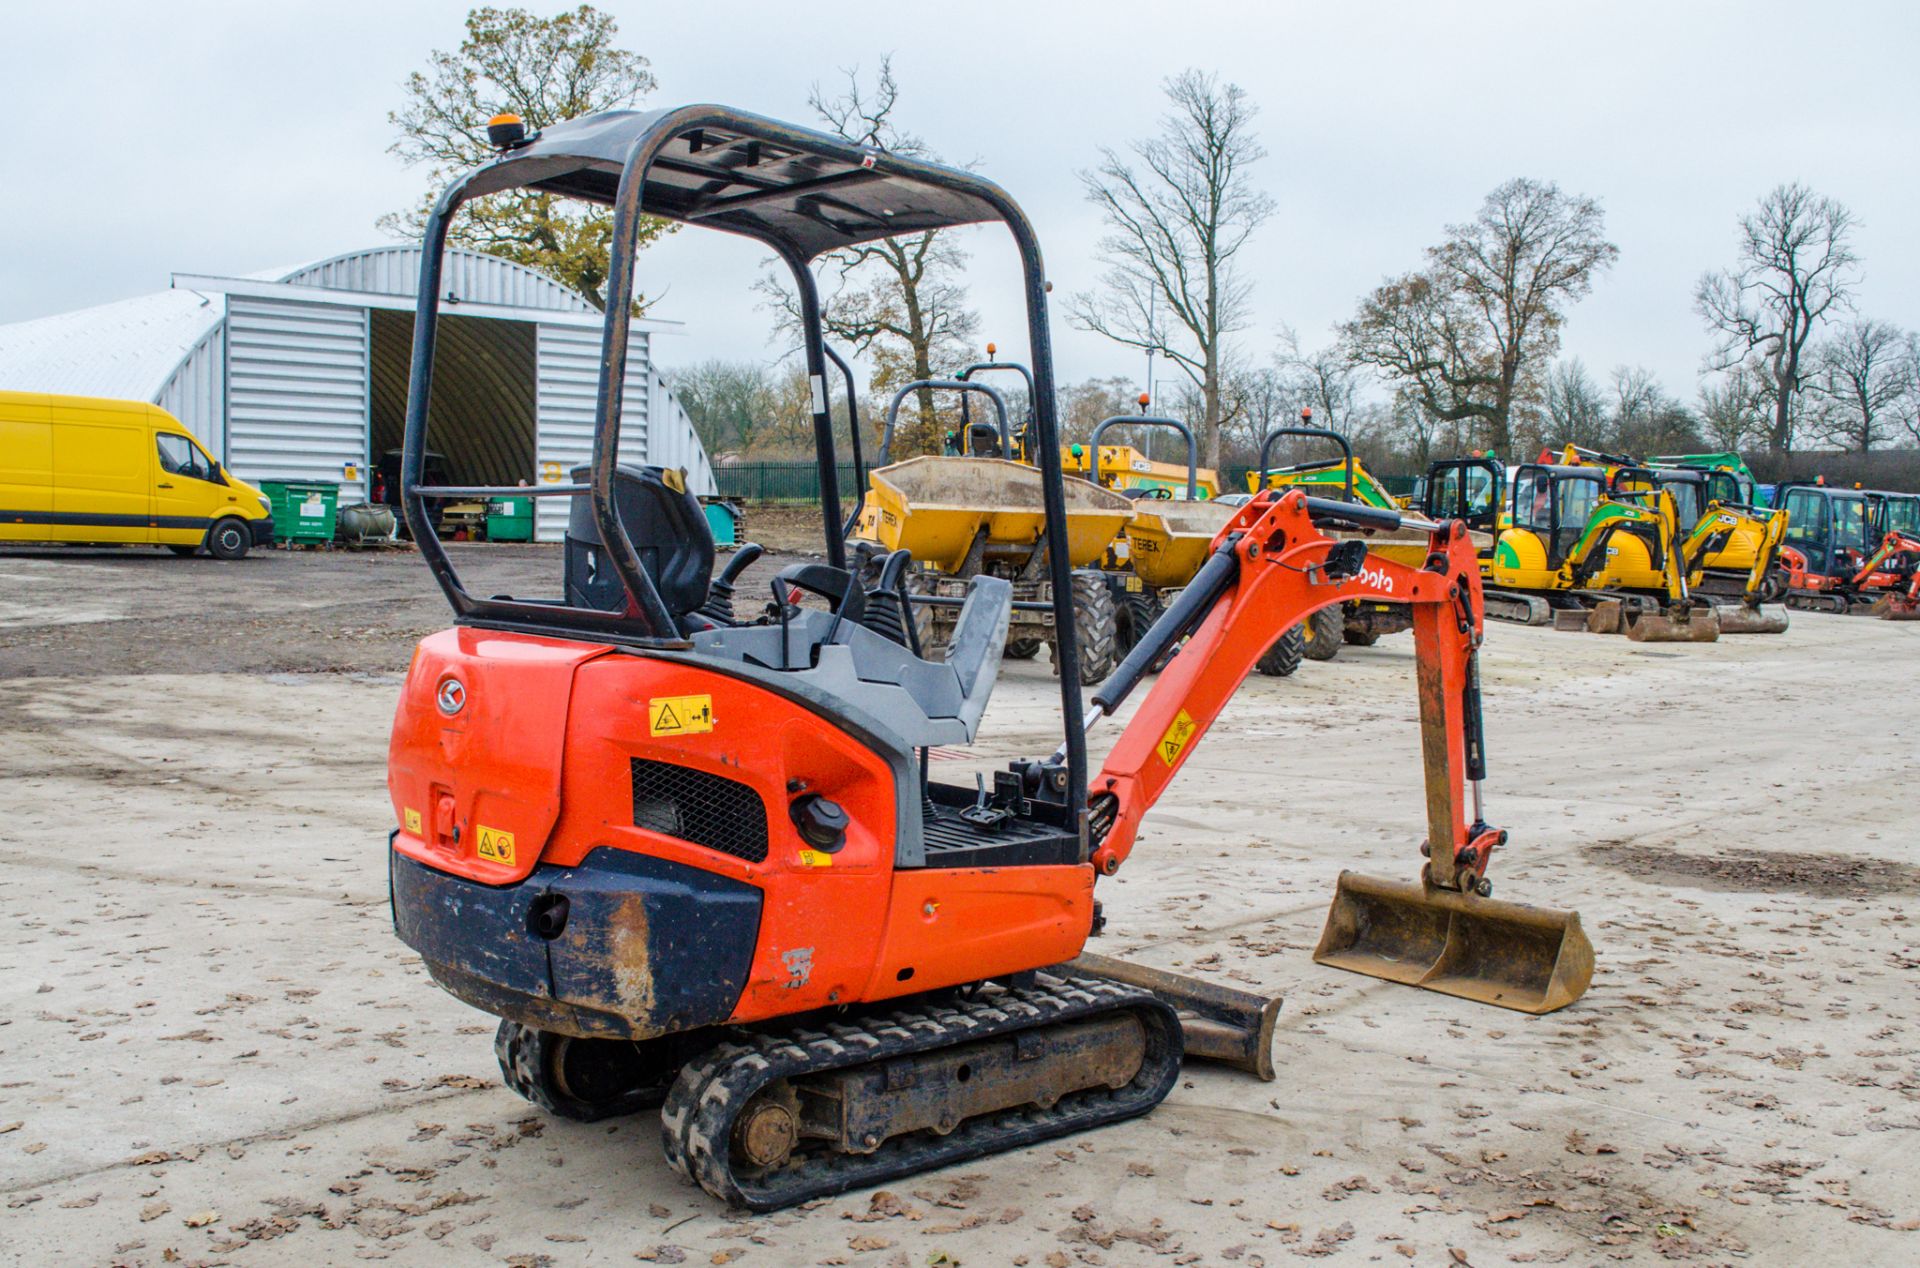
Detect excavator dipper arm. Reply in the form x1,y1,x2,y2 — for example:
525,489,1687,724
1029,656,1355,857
1087,490,1494,890
1072,490,1593,1015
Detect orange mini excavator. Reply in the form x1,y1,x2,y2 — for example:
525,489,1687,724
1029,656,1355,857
386,105,1593,1211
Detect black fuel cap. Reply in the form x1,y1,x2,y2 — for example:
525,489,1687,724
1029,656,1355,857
790,794,850,852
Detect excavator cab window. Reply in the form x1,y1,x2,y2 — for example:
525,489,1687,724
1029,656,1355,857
1659,477,1706,532
1425,458,1502,533
1552,474,1602,566
1832,495,1871,554
1876,494,1920,538
1705,471,1745,507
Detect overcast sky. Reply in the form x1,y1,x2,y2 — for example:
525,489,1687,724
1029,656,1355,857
6,1,1916,405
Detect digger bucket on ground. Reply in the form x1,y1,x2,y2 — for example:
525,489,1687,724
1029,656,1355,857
1623,602,1720,642
1065,952,1282,1081
1312,871,1594,1014
1714,602,1790,634
1871,595,1920,621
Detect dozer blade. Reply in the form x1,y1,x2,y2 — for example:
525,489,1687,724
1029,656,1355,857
1064,951,1281,1081
1313,871,1593,1015
1714,603,1790,634
1551,608,1595,632
1624,604,1719,642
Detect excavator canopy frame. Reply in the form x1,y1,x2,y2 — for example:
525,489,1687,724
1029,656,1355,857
399,104,1094,809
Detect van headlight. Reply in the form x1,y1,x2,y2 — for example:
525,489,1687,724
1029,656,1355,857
257,495,272,513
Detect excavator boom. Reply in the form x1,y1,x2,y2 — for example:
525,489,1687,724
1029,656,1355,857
1081,490,1592,1014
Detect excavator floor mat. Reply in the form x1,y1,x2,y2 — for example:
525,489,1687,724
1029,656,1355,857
1063,952,1282,1081
1714,603,1790,634
1623,605,1719,642
1313,871,1594,1015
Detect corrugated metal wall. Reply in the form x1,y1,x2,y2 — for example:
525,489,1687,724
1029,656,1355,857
156,320,227,457
533,323,654,542
225,297,369,500
278,248,595,312
647,370,718,496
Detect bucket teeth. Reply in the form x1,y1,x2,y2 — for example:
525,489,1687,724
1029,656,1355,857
1313,871,1594,1015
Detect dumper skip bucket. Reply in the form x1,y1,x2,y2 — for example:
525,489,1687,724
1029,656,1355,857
1313,871,1594,1014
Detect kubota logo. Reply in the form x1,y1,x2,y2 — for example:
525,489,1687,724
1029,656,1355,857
436,676,466,716
1353,562,1394,593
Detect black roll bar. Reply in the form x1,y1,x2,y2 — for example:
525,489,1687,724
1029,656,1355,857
877,379,1011,466
402,104,1090,819
1256,426,1355,504
823,344,870,541
957,359,1037,455
1088,415,1198,500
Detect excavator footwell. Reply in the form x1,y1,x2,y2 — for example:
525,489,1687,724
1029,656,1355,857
1314,871,1594,1015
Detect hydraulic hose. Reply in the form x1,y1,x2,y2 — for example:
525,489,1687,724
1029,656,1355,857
1091,535,1243,716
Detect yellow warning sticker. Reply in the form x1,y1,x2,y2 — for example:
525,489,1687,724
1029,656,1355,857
404,807,422,835
649,694,715,737
797,848,834,869
1157,709,1199,767
476,825,516,866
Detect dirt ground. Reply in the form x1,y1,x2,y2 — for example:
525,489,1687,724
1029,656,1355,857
3,537,1918,1268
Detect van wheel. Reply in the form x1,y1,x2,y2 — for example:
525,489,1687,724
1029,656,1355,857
207,518,251,560
167,545,200,557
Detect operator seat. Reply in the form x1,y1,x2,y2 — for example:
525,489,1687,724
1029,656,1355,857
564,463,714,633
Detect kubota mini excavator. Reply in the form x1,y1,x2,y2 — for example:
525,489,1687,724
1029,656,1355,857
1776,482,1920,617
385,104,1592,1212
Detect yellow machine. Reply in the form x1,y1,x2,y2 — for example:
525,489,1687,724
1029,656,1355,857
1549,448,1789,631
0,390,274,558
849,377,1134,683
1489,462,1723,640
1249,418,1465,658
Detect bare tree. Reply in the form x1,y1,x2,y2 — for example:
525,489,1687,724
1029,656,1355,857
759,58,979,456
1543,358,1607,450
1342,179,1618,456
1807,319,1911,452
1696,364,1771,452
1069,70,1276,468
1696,183,1859,453
1275,328,1364,435
1607,366,1700,455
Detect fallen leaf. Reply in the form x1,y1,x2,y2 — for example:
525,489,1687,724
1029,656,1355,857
185,1210,219,1228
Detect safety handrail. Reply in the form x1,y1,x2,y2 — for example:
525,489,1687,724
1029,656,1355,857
1256,425,1354,504
878,379,1011,466
1088,415,1199,500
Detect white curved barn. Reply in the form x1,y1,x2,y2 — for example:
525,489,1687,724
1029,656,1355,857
0,247,713,541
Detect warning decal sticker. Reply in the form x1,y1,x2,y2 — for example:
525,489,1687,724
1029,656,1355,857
476,825,516,866
649,694,716,737
1157,709,1199,767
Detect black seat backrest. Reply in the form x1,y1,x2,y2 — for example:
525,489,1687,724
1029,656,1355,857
564,464,714,626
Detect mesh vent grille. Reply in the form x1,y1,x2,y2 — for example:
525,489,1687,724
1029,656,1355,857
630,758,769,863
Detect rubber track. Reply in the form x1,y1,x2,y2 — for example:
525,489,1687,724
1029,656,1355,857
659,975,1182,1211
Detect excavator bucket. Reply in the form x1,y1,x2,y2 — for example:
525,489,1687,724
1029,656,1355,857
1714,603,1790,634
1870,595,1920,621
1622,603,1720,643
1065,952,1282,1081
1313,872,1594,1014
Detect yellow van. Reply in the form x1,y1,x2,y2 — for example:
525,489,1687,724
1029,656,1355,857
0,391,274,558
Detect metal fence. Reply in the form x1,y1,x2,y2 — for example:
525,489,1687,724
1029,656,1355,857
714,463,863,502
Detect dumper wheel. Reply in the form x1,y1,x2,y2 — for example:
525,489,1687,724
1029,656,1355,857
1343,625,1379,647
1256,625,1305,677
494,1020,677,1122
1004,638,1043,660
1070,571,1118,685
1115,591,1163,659
905,570,944,660
1300,605,1343,661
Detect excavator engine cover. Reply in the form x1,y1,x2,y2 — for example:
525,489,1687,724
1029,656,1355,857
1314,871,1594,1014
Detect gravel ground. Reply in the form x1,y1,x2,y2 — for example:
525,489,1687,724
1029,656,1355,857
2,539,1918,1267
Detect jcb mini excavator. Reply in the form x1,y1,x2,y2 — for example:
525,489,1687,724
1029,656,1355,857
386,104,1592,1211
